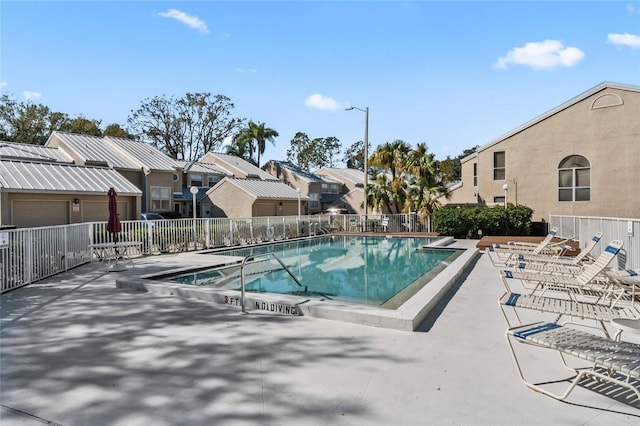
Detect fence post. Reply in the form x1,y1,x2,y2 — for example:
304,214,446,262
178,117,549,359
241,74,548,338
147,224,153,255
64,226,69,272
26,229,33,285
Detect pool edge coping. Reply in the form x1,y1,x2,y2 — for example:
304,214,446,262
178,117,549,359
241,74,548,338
115,236,479,331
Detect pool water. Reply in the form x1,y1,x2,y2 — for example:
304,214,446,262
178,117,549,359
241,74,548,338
169,236,461,308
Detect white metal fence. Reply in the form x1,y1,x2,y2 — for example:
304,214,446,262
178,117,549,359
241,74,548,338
549,215,640,270
1,213,425,293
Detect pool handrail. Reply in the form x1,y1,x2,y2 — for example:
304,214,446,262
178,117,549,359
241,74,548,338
240,252,306,313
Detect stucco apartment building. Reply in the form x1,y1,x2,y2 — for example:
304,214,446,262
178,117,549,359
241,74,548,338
315,167,367,214
0,140,142,227
446,82,640,221
1,134,308,227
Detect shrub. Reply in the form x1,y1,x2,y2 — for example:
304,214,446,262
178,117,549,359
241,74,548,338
433,204,533,238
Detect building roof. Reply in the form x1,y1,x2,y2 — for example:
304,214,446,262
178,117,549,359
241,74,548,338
202,152,275,180
470,81,640,159
0,141,73,163
47,131,141,170
0,160,142,195
105,136,181,172
176,160,228,175
263,160,325,183
208,177,309,200
316,167,365,186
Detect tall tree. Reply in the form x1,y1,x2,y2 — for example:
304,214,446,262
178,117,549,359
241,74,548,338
342,140,366,170
369,140,411,212
128,92,243,161
0,94,71,144
226,129,256,165
286,132,341,171
233,121,279,167
323,136,341,167
439,146,479,181
103,123,135,139
404,143,451,224
60,116,102,136
286,132,314,170
366,171,394,214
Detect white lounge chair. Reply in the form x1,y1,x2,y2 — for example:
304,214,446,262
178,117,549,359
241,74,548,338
506,321,640,407
505,232,602,273
487,227,573,266
500,240,624,299
499,291,640,337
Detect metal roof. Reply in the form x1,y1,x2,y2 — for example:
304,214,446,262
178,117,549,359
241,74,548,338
48,131,140,170
263,160,324,183
203,153,275,180
316,167,365,185
0,141,73,163
209,177,309,200
0,160,142,195
176,160,228,175
105,137,181,172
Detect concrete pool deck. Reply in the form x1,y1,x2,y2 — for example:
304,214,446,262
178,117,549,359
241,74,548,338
1,239,639,425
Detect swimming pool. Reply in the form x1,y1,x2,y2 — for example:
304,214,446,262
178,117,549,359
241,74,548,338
117,236,478,330
166,235,462,308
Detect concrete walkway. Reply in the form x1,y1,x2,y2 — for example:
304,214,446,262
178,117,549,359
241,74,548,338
1,239,639,425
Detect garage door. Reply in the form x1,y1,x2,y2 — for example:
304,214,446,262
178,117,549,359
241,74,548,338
82,201,129,222
12,200,68,227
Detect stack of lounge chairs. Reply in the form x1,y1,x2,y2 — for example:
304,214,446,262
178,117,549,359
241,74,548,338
486,229,640,410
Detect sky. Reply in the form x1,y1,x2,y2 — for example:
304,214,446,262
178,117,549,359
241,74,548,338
2,1,639,165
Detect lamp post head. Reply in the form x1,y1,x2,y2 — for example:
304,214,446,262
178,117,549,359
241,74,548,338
190,186,199,195
345,106,354,111
502,183,509,191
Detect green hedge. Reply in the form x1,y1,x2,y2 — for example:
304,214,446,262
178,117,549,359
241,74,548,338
433,205,533,238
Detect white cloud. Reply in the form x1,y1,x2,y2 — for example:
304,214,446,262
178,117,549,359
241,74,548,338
495,40,585,70
235,68,257,74
304,94,342,111
628,3,640,15
0,81,7,88
608,32,640,49
23,90,41,101
158,9,209,35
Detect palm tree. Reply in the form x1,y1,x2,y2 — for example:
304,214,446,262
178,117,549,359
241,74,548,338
234,121,279,167
369,140,411,212
404,143,450,224
366,171,395,214
225,132,254,164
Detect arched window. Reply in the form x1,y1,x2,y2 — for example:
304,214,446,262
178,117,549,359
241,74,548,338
558,155,590,202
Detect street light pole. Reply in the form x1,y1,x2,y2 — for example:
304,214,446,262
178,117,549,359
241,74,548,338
345,105,369,231
502,183,509,208
190,186,198,248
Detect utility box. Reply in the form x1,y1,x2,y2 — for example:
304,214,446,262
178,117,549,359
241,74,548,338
530,221,548,236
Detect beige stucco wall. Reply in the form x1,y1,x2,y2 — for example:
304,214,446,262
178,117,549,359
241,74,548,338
206,183,254,218
262,163,322,214
448,86,640,221
341,190,364,214
1,192,139,228
143,171,175,213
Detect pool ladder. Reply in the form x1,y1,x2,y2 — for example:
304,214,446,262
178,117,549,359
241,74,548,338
240,253,306,313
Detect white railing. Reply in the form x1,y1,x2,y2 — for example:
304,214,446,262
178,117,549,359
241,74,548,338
1,223,93,293
549,215,640,270
1,213,426,293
